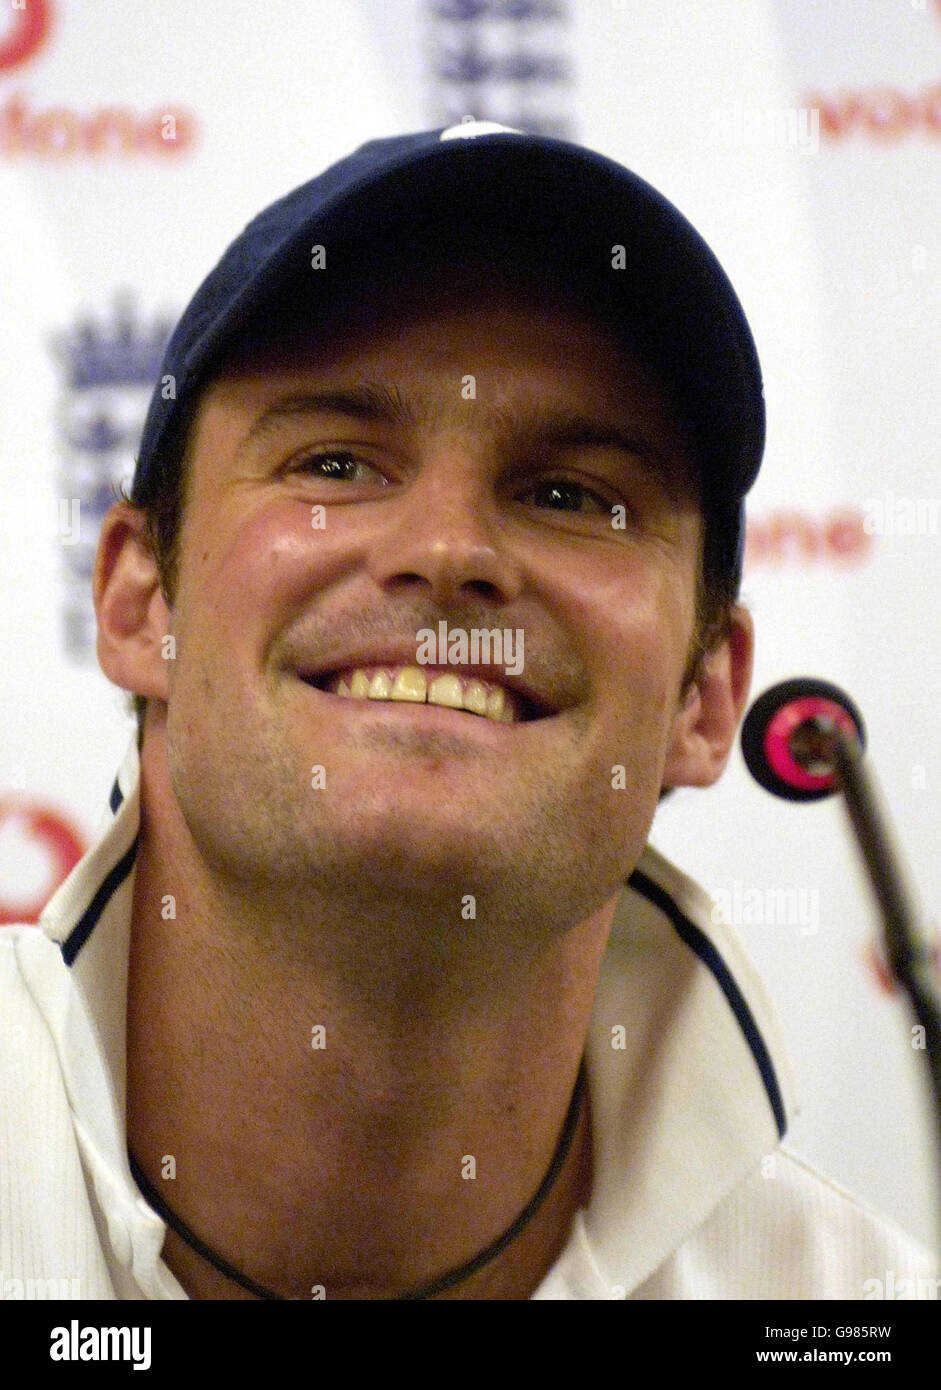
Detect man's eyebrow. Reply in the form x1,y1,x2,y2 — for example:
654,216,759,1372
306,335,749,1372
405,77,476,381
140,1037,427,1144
518,407,687,503
239,384,425,451
238,384,688,501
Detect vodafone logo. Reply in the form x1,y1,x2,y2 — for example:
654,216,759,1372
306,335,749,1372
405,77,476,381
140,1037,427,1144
808,85,941,140
744,508,874,568
0,0,50,73
0,0,196,158
806,2,941,141
0,797,84,926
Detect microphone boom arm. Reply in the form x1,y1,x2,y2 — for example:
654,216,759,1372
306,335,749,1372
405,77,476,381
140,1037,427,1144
829,727,941,1144
741,677,941,1233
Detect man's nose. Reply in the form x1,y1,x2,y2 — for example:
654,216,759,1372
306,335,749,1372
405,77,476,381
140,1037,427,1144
366,449,524,607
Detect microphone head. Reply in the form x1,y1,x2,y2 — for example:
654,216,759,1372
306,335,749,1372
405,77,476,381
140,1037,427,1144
740,677,866,802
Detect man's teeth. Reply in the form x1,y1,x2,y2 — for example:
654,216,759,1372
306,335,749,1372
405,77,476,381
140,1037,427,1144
330,666,516,722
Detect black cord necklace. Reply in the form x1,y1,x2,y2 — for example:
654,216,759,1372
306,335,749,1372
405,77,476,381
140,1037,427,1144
128,1056,587,1301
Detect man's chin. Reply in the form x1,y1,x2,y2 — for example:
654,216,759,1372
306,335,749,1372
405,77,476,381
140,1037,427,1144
304,807,516,885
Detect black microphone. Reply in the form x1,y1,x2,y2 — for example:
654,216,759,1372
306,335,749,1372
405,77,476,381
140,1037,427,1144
741,678,941,1220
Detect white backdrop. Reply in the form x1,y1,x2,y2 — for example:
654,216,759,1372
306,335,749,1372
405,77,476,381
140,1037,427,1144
1,0,938,1252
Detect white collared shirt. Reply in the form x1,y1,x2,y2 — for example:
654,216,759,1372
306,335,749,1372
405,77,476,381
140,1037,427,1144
1,735,937,1300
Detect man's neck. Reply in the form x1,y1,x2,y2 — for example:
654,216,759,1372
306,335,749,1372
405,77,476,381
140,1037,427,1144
124,744,615,1301
143,1079,593,1301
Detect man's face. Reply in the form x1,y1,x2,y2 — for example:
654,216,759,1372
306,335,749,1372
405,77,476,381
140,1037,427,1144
154,260,705,936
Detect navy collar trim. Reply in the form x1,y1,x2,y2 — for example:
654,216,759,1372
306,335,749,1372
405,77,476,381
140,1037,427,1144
59,773,135,967
60,835,137,968
628,865,788,1141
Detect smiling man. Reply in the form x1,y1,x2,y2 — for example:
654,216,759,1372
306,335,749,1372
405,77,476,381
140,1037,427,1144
3,125,938,1302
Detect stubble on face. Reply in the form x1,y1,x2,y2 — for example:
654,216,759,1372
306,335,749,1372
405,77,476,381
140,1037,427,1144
152,257,703,999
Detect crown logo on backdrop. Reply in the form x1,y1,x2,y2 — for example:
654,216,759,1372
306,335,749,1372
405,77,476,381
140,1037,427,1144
50,292,174,390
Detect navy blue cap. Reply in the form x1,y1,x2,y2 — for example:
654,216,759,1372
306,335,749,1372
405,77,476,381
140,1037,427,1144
133,122,765,589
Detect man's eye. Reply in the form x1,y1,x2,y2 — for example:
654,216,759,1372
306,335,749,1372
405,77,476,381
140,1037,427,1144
522,478,612,513
290,450,382,482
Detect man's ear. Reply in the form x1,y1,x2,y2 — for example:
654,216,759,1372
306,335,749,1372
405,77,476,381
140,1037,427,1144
661,605,755,791
93,501,172,703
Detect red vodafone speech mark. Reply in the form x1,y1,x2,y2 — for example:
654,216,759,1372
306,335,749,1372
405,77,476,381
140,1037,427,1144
0,797,85,925
0,0,51,72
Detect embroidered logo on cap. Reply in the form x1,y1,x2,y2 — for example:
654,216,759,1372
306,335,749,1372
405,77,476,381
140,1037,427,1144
440,120,524,141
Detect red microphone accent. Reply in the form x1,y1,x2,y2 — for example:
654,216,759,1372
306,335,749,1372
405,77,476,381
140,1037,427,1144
741,677,866,802
764,695,860,792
